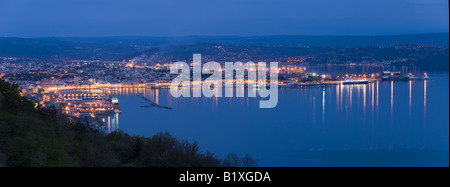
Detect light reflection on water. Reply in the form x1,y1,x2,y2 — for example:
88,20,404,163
103,112,119,134
98,70,447,166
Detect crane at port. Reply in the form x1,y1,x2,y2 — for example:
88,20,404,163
137,94,172,110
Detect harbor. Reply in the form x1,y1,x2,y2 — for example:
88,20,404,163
15,68,431,130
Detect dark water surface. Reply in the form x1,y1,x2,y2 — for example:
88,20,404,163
103,66,449,166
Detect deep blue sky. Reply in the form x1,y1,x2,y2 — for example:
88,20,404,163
0,0,448,37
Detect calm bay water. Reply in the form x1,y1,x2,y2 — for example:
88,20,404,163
103,68,449,167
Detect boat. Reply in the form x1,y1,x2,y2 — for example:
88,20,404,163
382,70,401,75
342,78,369,85
111,97,119,109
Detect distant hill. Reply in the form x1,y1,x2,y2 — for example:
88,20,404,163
0,37,139,60
169,33,449,47
0,33,448,60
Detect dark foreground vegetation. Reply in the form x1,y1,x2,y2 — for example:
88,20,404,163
0,79,257,167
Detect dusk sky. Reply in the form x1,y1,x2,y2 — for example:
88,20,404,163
0,0,448,37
